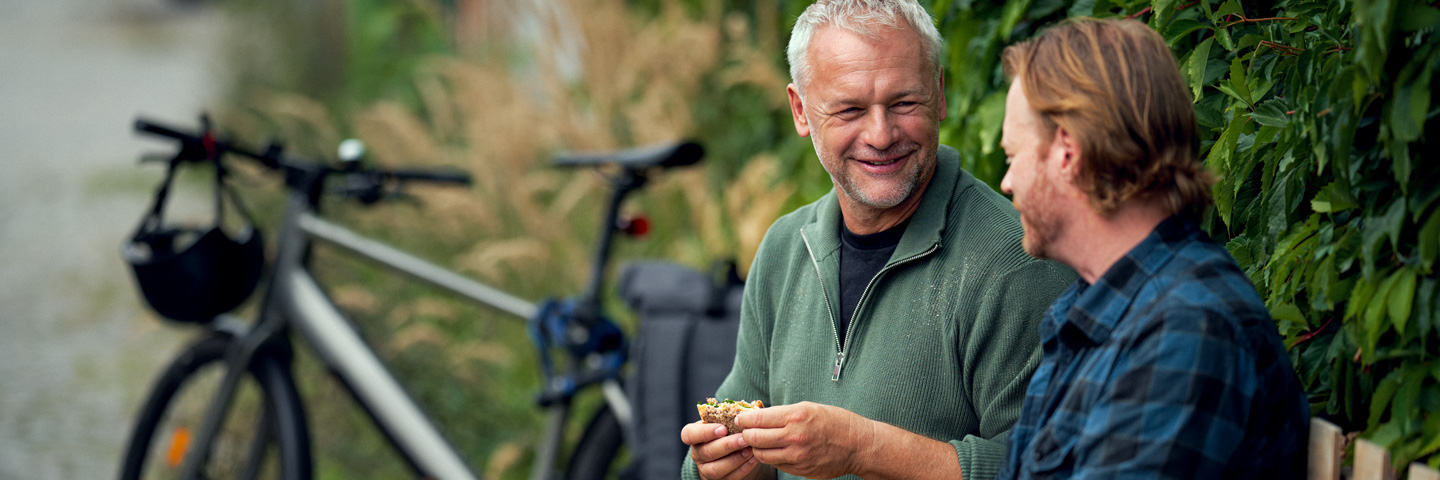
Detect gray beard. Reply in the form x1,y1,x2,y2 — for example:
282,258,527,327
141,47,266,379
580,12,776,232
815,137,925,210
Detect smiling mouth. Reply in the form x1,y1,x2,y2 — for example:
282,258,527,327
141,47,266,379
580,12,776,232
856,151,910,167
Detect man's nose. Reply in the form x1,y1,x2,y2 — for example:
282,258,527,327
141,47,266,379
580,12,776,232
861,108,898,150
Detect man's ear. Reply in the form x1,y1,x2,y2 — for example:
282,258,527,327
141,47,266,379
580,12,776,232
787,84,811,137
937,74,947,122
1052,125,1080,175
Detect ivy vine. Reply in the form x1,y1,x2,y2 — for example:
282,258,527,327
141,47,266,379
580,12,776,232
933,0,1440,470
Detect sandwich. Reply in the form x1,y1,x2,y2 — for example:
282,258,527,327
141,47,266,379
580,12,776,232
697,397,764,434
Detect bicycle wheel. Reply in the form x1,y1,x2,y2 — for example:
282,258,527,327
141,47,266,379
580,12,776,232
564,405,627,480
119,334,312,480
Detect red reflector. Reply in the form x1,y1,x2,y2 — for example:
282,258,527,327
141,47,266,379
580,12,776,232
622,215,650,237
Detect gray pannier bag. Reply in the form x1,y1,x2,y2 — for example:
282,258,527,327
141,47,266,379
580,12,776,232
618,260,743,480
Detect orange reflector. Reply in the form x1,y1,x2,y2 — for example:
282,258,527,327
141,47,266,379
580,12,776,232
166,426,192,468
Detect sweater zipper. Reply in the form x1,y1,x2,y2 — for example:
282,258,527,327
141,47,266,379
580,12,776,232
800,231,843,380
805,230,940,382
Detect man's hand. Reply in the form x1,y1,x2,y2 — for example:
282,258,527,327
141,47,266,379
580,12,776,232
681,420,769,479
734,401,876,479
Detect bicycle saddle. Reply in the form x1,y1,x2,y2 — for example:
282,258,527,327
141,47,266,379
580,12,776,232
552,141,703,170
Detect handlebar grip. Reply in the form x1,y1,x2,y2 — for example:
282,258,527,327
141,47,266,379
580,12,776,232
134,119,200,142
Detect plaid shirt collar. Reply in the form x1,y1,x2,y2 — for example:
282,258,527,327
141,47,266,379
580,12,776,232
1043,216,1199,347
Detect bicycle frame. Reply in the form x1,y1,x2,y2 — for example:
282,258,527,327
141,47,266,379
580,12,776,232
176,167,637,480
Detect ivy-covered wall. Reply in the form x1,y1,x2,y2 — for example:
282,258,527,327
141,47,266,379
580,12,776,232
932,0,1440,469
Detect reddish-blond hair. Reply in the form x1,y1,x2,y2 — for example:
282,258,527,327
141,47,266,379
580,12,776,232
1002,18,1214,217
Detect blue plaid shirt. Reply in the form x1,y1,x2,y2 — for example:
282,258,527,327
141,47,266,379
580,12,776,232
997,217,1309,479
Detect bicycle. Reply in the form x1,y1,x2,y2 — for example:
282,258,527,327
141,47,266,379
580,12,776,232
117,115,704,480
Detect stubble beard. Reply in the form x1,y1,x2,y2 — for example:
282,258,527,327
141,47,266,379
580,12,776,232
1018,168,1064,260
812,133,928,210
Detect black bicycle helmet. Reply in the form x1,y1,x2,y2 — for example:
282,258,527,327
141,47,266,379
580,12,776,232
124,138,264,323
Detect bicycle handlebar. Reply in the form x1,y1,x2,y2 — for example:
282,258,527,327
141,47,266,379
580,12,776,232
134,117,473,200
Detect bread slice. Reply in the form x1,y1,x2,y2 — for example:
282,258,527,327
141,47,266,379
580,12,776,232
697,397,764,434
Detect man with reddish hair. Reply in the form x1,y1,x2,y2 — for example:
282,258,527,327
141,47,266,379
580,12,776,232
995,18,1309,479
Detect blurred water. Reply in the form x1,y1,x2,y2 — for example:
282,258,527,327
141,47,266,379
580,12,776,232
0,0,231,477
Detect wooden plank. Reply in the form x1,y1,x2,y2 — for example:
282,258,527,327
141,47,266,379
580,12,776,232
1409,463,1440,480
1308,418,1344,480
1354,438,1395,480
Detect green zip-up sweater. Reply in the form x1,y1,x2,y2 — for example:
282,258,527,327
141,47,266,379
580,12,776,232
683,146,1075,480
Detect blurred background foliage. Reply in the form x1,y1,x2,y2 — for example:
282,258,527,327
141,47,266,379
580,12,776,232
204,0,1436,476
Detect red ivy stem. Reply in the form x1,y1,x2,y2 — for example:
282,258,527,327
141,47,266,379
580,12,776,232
1260,40,1305,56
1222,15,1300,28
1292,316,1337,347
1179,1,1201,10
1126,6,1153,20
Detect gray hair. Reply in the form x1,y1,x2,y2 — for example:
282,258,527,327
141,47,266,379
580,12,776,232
786,0,944,95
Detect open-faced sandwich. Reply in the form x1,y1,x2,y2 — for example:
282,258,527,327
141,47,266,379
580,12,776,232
697,397,764,434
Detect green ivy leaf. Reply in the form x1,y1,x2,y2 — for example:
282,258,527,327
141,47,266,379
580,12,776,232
1227,233,1256,269
1272,302,1307,326
1229,58,1253,105
1188,37,1215,102
1397,3,1440,31
1196,0,1216,23
1364,272,1399,354
1165,18,1209,44
999,0,1035,41
975,91,1006,156
1420,412,1440,463
1393,363,1429,426
1312,179,1359,213
1250,99,1291,127
1235,34,1263,54
1421,209,1440,268
1370,369,1403,430
1417,278,1436,338
1066,0,1098,17
1215,22,1235,50
1370,421,1405,450
1363,199,1407,269
1316,255,1346,309
1154,0,1180,30
1389,268,1417,336
1215,0,1242,19
1208,111,1246,226
1195,95,1226,130
1412,176,1440,222
1389,56,1434,143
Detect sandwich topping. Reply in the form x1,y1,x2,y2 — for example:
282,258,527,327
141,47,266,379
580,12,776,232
697,397,764,434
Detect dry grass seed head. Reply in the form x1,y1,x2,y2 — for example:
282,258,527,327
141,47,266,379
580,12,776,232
353,101,442,167
257,91,342,155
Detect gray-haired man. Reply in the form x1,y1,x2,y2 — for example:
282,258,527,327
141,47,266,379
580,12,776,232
678,1,1074,479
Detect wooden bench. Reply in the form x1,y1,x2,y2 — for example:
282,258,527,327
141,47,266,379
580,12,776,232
1308,418,1440,480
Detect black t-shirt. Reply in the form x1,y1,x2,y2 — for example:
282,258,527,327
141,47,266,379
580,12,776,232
837,218,907,345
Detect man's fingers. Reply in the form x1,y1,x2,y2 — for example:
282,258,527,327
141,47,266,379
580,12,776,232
739,424,788,449
681,421,728,446
696,448,757,480
735,402,798,430
690,431,747,464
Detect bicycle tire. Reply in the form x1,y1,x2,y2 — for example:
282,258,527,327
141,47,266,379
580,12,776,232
563,405,626,480
118,334,312,480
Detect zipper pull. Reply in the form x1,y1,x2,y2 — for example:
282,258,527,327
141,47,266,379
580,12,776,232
831,351,845,381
